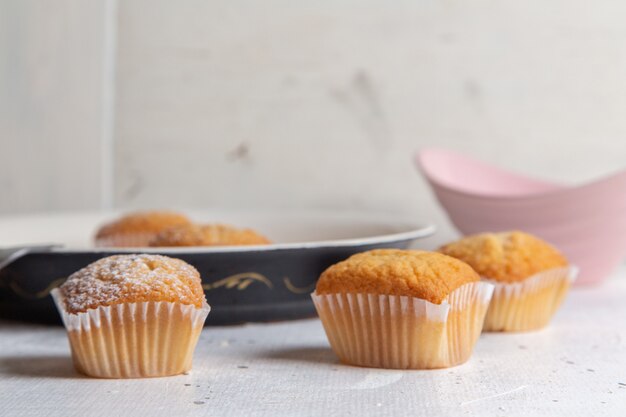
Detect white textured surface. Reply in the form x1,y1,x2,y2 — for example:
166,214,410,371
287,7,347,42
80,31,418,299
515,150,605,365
113,0,626,219
1,266,626,417
0,0,109,213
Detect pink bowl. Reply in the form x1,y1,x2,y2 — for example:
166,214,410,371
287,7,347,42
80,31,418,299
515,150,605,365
416,148,626,286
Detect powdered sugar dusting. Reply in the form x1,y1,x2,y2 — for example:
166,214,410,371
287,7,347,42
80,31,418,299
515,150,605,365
59,254,206,313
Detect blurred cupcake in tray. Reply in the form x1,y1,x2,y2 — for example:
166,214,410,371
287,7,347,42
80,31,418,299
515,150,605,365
149,223,271,247
312,249,494,369
51,254,210,378
439,231,578,332
94,211,192,247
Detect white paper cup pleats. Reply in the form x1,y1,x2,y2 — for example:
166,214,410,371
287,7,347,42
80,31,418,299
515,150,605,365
311,281,494,369
52,289,210,378
482,266,578,332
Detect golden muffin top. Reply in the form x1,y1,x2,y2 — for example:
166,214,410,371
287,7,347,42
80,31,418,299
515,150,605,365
149,223,271,247
95,211,191,240
315,249,479,304
438,231,568,283
59,254,206,314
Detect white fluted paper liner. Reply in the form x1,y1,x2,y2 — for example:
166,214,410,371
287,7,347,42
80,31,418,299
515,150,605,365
94,232,157,248
311,281,494,369
482,266,578,332
51,289,210,378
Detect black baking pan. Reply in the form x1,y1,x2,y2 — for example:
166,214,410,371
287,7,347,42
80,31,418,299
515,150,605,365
0,210,435,325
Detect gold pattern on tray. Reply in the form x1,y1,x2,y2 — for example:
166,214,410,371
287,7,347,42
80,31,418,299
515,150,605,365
5,272,314,298
7,277,66,299
202,272,274,291
283,277,316,294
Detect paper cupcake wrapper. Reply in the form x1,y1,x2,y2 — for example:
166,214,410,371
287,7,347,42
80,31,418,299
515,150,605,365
94,232,157,248
311,281,494,370
482,266,578,332
51,289,210,378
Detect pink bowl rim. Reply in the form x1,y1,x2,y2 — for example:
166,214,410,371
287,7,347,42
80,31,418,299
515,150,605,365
416,148,626,202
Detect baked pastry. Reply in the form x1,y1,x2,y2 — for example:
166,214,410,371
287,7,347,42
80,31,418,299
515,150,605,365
312,249,494,369
51,254,210,378
149,223,271,247
94,211,192,247
439,231,577,332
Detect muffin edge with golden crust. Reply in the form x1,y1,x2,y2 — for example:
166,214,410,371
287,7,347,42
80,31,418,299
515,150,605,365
315,249,480,304
95,211,192,241
438,231,568,283
59,254,206,314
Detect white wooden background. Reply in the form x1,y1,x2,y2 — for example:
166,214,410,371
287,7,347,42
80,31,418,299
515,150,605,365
2,0,626,233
